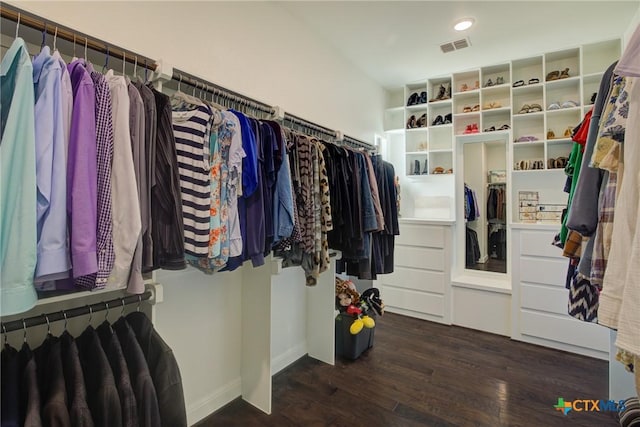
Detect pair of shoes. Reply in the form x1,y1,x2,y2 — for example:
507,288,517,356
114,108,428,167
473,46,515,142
484,76,505,87
463,123,479,134
515,159,544,170
483,101,502,110
462,104,480,113
407,91,428,105
413,159,428,175
515,135,538,142
407,113,428,128
518,103,542,114
547,100,579,110
512,78,540,88
547,156,569,169
431,113,452,126
546,68,570,81
497,124,510,130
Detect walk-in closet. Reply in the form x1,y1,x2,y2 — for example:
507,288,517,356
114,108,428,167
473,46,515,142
1,1,639,426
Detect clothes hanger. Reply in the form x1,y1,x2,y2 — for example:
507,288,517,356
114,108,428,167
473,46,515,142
133,56,138,81
137,295,142,312
87,305,93,324
144,59,148,83
61,310,68,332
15,13,20,38
22,319,27,343
122,50,126,77
53,27,58,52
84,37,88,61
2,324,8,347
40,22,47,51
101,46,110,74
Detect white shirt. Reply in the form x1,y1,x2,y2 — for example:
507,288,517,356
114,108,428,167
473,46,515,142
223,111,245,257
105,70,142,290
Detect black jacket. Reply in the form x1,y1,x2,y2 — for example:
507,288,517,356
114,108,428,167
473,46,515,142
125,312,186,427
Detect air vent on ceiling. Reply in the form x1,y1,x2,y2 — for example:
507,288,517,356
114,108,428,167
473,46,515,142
440,37,471,53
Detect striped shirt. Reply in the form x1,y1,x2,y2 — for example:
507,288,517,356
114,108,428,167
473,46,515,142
172,105,212,257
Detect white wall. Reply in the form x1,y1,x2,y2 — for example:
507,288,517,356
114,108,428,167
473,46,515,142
5,1,386,424
8,1,385,142
624,2,640,46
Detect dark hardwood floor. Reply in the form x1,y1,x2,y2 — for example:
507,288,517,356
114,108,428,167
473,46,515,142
469,258,507,273
198,313,616,427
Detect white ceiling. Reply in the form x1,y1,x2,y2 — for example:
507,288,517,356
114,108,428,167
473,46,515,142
278,1,639,89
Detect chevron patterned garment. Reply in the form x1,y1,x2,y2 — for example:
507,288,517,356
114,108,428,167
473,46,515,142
568,274,599,322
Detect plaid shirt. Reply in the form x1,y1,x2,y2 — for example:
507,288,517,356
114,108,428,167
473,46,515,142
76,70,115,289
590,170,617,288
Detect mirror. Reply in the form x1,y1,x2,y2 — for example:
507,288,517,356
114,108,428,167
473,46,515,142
463,138,507,274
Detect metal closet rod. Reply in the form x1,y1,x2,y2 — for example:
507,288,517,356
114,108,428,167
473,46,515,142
0,4,157,72
284,113,338,139
0,291,153,334
343,135,376,151
171,70,374,149
171,68,274,115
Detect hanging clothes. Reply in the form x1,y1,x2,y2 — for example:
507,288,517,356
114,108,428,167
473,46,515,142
150,87,186,271
465,227,480,267
0,38,41,315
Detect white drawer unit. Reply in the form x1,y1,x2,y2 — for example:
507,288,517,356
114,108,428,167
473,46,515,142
511,226,610,360
381,220,454,324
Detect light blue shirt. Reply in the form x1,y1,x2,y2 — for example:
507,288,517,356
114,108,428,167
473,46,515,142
0,38,38,316
32,46,70,279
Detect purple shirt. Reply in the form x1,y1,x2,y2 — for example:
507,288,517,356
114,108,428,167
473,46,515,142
66,60,98,278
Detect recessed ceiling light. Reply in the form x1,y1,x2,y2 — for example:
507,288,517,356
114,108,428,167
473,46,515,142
454,18,475,32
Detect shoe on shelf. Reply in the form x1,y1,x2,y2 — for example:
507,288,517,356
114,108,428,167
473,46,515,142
463,105,472,113
463,124,473,134
485,78,494,87
413,159,420,175
474,80,480,90
406,115,416,129
484,126,496,132
444,113,452,124
547,102,561,110
417,113,428,127
460,83,469,92
561,100,579,109
516,135,538,142
407,93,419,106
446,168,453,174
496,76,504,85
432,166,445,174
518,104,531,114
432,115,444,126
431,84,446,101
590,92,597,104
419,91,428,104
559,68,570,79
564,126,573,138
546,70,560,81
513,80,525,87
528,78,540,85
471,123,479,133
547,129,556,139
445,84,452,99
528,103,542,113
484,101,502,109
422,159,429,175
472,104,480,112
498,124,510,130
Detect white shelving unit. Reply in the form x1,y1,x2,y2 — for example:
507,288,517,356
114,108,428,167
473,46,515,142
383,38,621,180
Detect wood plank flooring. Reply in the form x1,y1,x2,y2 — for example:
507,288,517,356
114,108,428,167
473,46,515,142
197,313,617,426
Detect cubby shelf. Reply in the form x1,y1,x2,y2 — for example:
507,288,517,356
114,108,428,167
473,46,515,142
384,38,621,178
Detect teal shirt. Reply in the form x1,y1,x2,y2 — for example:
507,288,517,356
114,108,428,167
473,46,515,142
1,38,38,315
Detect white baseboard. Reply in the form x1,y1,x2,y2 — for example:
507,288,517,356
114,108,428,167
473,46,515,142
187,378,242,426
271,341,307,375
